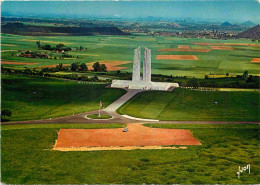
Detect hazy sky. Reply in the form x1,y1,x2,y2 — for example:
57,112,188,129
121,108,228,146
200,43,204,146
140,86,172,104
2,0,260,23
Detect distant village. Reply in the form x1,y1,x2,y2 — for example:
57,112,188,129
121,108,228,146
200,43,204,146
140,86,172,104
17,42,87,59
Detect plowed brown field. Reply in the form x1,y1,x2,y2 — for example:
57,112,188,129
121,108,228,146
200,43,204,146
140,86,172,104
158,48,211,52
178,45,190,49
156,55,198,60
210,46,234,50
1,60,38,65
54,124,201,150
251,58,260,63
193,42,260,47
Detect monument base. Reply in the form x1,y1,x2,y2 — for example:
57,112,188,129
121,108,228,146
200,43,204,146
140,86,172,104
111,80,179,91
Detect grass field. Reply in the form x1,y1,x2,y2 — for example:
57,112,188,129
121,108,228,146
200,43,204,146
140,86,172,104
118,88,259,122
87,114,112,119
1,123,259,184
1,33,260,78
1,74,125,121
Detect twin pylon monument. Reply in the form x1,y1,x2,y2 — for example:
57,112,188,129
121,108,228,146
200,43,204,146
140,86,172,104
111,47,179,91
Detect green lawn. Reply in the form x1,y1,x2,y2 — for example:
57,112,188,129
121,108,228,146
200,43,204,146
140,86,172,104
1,33,260,78
1,123,259,184
1,74,126,121
118,88,259,122
87,114,112,119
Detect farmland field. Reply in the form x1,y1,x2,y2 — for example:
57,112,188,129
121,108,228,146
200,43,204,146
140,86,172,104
1,74,126,121
118,88,260,122
1,33,260,78
1,123,259,184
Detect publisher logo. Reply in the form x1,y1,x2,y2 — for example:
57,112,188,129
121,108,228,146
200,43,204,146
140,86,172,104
237,164,250,179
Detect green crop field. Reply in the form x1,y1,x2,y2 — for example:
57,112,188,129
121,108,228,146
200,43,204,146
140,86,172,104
1,33,260,78
1,123,259,184
118,88,259,122
1,74,126,121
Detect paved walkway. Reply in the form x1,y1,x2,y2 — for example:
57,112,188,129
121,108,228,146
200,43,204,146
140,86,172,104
104,89,142,112
121,114,159,122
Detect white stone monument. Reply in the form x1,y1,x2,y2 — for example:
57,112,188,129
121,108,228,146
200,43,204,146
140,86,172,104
132,47,141,82
111,47,179,91
143,47,151,83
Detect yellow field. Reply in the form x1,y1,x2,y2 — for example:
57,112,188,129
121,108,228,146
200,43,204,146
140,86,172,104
1,44,17,46
1,50,17,52
73,53,100,56
16,39,73,45
207,75,236,78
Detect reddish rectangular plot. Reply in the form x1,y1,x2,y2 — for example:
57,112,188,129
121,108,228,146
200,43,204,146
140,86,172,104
251,58,260,63
193,42,260,47
210,46,233,50
156,55,198,60
178,45,190,49
1,61,38,65
158,48,211,52
54,124,201,149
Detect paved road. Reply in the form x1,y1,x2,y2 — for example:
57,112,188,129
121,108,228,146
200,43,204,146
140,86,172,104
2,109,259,125
104,89,142,112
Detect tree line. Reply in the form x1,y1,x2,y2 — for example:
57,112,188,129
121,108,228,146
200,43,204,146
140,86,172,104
56,61,107,72
2,67,111,83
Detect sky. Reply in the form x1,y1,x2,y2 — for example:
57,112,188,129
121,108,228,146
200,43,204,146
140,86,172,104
1,0,260,23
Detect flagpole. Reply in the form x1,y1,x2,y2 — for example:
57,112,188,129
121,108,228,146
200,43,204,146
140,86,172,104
98,104,101,117
98,99,101,117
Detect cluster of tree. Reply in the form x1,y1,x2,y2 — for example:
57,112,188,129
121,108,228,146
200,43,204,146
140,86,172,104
61,74,101,82
70,62,88,72
96,70,132,80
61,53,73,58
92,62,107,72
37,62,107,73
42,73,105,82
1,109,12,121
36,41,86,52
75,46,86,51
36,42,72,52
17,50,50,59
187,78,200,88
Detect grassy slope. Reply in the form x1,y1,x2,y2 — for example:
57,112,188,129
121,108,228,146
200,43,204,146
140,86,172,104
1,74,126,121
1,123,259,184
118,88,259,121
1,33,260,78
